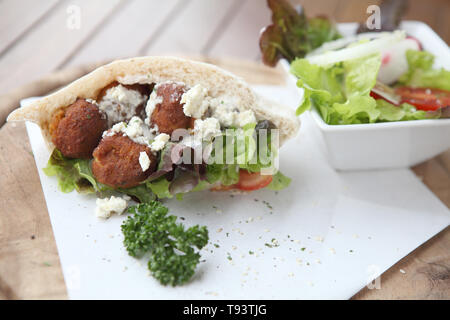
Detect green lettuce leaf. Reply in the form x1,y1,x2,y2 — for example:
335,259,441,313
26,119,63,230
291,53,431,124
119,185,156,204
191,180,211,192
291,57,344,117
206,164,240,186
267,171,291,191
206,122,279,185
147,178,173,199
376,99,429,121
398,50,450,91
43,149,96,193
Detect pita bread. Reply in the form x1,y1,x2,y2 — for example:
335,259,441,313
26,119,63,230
7,56,299,146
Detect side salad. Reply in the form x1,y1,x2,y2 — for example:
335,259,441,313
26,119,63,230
260,0,450,124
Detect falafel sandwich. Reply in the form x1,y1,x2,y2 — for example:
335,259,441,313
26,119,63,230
8,57,299,205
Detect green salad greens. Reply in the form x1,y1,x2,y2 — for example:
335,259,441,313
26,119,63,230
121,202,208,286
398,50,450,91
267,171,292,191
291,49,448,124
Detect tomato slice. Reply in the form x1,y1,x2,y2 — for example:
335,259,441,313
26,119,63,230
235,170,273,191
395,87,450,111
371,87,450,111
211,170,273,192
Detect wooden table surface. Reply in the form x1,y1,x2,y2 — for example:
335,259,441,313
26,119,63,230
0,0,449,300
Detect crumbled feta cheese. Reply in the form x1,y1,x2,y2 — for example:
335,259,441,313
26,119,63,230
179,135,202,149
139,151,151,172
95,195,130,219
86,98,98,106
150,133,170,152
181,84,208,118
211,103,235,127
123,116,144,139
99,84,147,126
106,121,126,137
150,124,159,134
193,118,221,141
208,98,256,128
144,90,163,125
104,116,155,147
236,110,256,127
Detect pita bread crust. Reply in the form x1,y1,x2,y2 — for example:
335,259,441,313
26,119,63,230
7,56,299,145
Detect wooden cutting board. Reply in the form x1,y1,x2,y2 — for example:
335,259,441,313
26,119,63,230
0,58,448,300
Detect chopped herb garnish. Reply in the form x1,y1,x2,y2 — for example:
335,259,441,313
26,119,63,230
262,200,273,210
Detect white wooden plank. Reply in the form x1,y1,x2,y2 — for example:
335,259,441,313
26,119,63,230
0,0,122,95
144,0,242,56
0,0,60,54
63,0,181,68
206,0,271,60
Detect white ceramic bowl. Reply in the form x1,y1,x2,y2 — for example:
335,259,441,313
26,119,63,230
281,21,450,171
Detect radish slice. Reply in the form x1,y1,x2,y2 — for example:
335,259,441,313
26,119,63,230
306,30,405,66
307,32,392,57
377,38,421,84
372,81,401,105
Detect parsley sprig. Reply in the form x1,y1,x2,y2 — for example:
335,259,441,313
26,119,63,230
121,202,208,286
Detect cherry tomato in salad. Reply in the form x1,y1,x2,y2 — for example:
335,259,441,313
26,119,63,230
395,87,450,111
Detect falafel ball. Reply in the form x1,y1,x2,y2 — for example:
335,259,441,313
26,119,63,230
51,99,107,159
150,83,194,135
92,134,157,188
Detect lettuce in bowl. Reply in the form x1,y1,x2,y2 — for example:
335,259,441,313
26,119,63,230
291,49,445,124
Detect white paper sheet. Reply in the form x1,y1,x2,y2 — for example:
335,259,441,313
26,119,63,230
23,85,449,299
